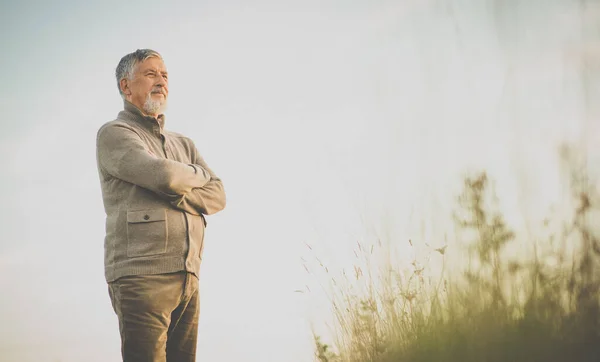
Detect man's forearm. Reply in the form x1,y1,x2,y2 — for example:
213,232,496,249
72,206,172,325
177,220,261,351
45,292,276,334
170,177,226,216
168,157,226,216
97,124,211,196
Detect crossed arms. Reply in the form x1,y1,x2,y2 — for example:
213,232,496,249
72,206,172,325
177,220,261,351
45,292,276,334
97,123,226,216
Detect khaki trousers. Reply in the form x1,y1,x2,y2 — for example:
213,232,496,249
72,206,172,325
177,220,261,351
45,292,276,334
108,271,200,362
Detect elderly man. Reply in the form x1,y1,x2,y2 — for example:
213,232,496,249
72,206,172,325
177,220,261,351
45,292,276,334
96,49,226,362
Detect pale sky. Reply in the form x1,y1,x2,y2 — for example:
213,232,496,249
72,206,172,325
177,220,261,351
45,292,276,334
1,0,599,361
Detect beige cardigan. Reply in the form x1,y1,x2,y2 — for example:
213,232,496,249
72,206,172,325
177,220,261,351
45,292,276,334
96,101,226,282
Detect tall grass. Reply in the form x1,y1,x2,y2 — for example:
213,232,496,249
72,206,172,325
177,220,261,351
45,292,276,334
311,159,600,361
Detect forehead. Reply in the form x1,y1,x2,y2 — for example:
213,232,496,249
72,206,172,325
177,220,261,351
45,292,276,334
135,56,167,73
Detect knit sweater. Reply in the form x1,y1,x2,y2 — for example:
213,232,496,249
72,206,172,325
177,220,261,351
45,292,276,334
96,100,226,283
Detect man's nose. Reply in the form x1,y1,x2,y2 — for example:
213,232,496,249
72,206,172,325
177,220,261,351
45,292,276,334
155,75,167,87
154,82,168,95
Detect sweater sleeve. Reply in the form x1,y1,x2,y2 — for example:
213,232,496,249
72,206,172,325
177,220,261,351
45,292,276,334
96,123,210,196
169,142,226,216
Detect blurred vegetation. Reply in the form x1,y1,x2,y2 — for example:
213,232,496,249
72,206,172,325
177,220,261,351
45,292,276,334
311,150,600,362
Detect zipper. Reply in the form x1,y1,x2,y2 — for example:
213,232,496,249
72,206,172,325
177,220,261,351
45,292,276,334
161,132,192,269
160,134,169,158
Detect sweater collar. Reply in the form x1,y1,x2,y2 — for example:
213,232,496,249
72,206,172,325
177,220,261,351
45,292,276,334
120,100,166,133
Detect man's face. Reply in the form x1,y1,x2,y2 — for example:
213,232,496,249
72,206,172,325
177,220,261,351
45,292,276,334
121,56,169,117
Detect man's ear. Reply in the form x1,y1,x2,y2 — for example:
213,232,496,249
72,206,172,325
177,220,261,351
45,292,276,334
120,78,132,96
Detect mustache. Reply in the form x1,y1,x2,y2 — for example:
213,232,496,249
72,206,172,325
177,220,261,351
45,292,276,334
151,87,167,95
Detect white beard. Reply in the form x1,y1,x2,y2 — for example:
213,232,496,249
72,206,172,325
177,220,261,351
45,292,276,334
143,93,167,115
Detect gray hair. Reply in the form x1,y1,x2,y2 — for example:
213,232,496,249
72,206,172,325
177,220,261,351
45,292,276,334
115,49,162,97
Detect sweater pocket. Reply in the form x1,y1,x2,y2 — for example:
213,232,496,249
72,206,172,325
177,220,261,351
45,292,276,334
126,209,168,257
